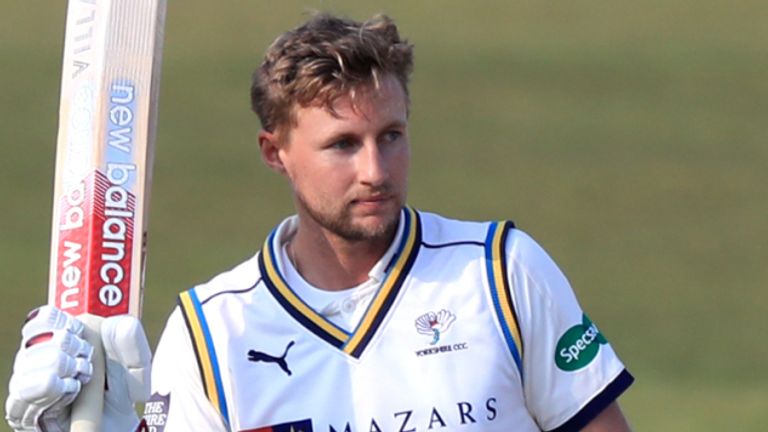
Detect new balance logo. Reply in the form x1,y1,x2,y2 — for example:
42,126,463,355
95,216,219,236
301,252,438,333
248,341,295,376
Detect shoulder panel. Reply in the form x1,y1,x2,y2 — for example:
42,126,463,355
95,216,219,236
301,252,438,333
192,253,263,305
417,210,497,246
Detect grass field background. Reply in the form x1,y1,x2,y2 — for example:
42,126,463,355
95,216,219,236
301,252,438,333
2,1,766,430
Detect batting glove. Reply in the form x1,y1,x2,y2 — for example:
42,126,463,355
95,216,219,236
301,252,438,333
101,311,153,431
4,306,152,432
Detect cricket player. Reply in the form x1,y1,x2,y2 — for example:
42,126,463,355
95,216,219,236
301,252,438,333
6,13,633,432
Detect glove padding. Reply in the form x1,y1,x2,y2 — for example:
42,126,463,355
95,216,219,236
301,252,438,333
5,306,152,432
101,311,152,431
6,306,92,431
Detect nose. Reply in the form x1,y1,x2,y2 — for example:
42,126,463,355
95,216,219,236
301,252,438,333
358,140,388,186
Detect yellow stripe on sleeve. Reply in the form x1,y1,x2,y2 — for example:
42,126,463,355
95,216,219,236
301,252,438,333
178,291,223,415
492,222,524,358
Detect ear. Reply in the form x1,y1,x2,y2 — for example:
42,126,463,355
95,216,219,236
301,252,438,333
258,130,287,175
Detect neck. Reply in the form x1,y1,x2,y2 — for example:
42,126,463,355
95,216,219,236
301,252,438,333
288,219,395,292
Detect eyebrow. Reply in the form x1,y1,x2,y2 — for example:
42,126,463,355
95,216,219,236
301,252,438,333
326,119,407,140
381,119,408,131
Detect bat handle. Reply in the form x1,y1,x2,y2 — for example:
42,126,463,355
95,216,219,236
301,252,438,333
70,314,105,432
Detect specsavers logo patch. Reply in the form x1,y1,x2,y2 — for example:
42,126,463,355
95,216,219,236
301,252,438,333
555,314,608,371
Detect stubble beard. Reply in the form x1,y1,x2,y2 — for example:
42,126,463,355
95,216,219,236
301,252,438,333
295,190,402,244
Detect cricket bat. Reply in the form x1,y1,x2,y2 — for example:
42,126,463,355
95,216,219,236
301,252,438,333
47,0,166,430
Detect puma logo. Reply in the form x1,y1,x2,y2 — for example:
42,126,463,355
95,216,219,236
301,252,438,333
247,341,295,376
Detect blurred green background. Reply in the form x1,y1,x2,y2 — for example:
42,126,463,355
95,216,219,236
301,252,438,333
2,0,766,430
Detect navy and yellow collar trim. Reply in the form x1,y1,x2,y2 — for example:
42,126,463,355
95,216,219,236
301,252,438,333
258,207,422,359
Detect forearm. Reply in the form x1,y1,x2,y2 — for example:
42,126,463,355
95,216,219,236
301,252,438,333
581,402,632,432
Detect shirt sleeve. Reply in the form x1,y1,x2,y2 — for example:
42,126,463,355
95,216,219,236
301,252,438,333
507,230,633,432
142,307,228,432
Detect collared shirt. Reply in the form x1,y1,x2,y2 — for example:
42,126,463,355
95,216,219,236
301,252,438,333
276,214,404,331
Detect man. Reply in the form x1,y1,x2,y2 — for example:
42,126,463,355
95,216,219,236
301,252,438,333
6,13,633,432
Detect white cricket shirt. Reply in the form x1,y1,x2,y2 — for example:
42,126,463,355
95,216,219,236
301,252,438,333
145,208,633,432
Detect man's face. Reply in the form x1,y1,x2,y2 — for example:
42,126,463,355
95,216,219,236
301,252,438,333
274,74,410,243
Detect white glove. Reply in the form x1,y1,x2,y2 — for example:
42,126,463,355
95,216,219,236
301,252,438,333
5,306,152,432
101,312,153,431
5,306,92,431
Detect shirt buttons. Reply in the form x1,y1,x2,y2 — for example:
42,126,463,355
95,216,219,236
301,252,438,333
342,298,356,313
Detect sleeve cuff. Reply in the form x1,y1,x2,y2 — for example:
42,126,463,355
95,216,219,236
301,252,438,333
547,368,634,432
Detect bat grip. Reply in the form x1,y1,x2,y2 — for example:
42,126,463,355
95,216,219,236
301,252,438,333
70,314,105,432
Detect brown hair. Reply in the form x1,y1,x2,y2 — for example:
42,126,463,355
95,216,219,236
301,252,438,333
250,13,414,134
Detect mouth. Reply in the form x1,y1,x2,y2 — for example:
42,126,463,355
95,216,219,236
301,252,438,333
354,194,390,203
353,190,397,203
351,194,396,211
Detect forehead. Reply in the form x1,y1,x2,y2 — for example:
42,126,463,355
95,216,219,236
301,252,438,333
290,75,408,134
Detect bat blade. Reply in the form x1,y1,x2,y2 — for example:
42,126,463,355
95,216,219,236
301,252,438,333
47,0,167,430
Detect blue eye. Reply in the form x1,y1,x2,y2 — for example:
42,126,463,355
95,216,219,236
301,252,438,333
382,130,402,143
330,138,354,150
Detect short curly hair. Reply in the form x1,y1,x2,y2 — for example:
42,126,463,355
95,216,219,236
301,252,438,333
250,13,414,134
